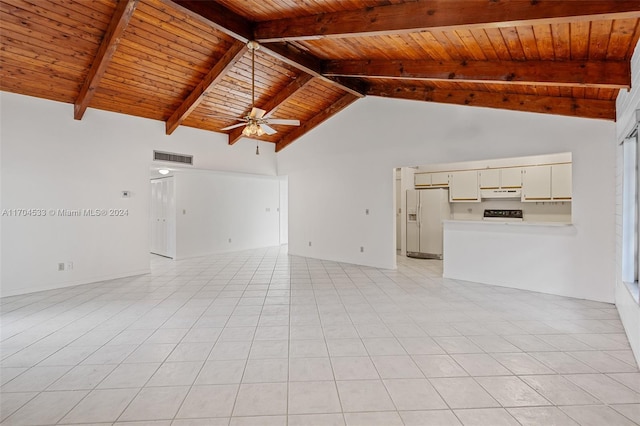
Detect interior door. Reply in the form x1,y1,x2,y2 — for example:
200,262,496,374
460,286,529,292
150,180,159,254
396,176,402,251
150,177,174,257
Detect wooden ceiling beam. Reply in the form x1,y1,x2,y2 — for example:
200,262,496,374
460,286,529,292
366,82,615,121
323,59,631,89
169,0,253,42
258,43,366,98
74,0,139,120
167,0,366,98
165,40,247,135
228,73,314,145
275,93,360,152
255,1,640,42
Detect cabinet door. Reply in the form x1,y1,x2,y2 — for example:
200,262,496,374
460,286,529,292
551,163,572,200
414,173,431,186
430,172,449,187
449,170,479,202
479,169,500,189
522,165,551,201
500,168,522,188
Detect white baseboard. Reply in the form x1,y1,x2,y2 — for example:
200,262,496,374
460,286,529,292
0,268,151,298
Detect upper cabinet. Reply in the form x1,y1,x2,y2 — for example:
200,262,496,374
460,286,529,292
416,160,570,204
551,163,572,200
522,163,571,202
522,165,552,201
415,172,449,187
479,168,522,189
478,169,500,189
415,173,431,186
431,172,449,187
449,170,480,202
500,168,523,188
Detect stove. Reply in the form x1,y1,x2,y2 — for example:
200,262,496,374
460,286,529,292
483,209,523,221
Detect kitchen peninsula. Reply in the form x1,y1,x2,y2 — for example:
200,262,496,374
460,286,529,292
443,219,577,299
398,152,609,301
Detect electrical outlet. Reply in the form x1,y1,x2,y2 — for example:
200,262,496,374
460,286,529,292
308,241,312,247
360,246,364,253
228,238,232,243
67,262,73,270
58,263,65,271
365,209,369,215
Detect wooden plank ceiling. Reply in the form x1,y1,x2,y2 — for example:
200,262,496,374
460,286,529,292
1,1,639,152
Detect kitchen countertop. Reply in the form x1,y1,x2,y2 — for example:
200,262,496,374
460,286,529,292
443,219,573,227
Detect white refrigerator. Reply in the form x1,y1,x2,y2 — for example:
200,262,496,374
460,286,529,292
406,188,451,259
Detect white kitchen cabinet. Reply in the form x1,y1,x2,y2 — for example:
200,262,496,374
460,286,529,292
415,172,449,187
551,163,572,200
479,169,500,189
500,167,522,188
522,165,551,201
479,168,522,189
430,172,449,187
449,170,480,202
415,173,431,187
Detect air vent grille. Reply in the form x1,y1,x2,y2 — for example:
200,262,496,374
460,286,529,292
153,151,193,165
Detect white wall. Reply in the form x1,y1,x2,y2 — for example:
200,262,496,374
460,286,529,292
152,125,277,177
278,96,616,301
279,177,288,245
1,92,278,296
615,41,640,366
174,171,280,259
444,221,594,299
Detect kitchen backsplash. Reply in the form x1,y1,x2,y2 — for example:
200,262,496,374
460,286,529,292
450,199,572,222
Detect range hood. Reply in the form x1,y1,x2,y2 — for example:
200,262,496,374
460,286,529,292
480,188,522,199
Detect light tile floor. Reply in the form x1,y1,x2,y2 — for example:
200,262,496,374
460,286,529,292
1,247,639,425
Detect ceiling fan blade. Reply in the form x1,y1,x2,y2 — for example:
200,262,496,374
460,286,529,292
249,107,266,119
267,119,300,126
221,123,247,131
259,124,277,135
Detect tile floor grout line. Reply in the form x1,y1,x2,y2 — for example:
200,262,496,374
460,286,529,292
0,247,637,425
167,251,257,424
48,268,214,425
1,283,183,423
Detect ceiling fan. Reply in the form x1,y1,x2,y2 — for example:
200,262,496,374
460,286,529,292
220,41,300,137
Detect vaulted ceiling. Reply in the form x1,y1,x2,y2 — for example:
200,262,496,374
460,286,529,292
2,0,639,151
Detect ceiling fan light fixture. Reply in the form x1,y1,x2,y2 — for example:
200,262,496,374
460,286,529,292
242,121,264,137
246,40,260,51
